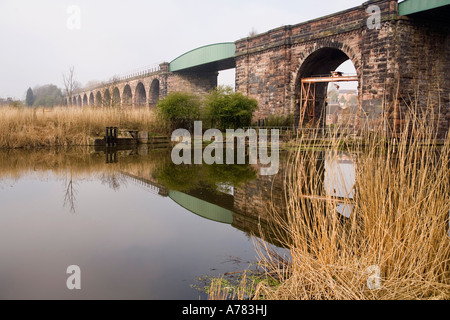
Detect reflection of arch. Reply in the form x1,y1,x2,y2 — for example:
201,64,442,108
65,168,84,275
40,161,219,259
83,94,88,106
149,79,160,107
122,84,132,106
135,82,147,106
103,89,111,107
89,92,95,106
293,44,360,128
95,91,102,107
112,87,121,106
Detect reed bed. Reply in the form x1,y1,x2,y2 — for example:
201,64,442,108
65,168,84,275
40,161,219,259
0,106,164,149
210,110,450,300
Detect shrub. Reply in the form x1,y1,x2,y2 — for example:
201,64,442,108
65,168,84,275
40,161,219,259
265,114,294,127
204,86,258,130
156,92,201,131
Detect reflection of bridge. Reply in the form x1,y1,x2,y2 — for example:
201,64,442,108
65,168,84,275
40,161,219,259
72,0,449,138
119,151,357,247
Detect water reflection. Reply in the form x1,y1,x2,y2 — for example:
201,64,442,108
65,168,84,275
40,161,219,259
0,146,363,299
324,151,356,218
0,147,290,299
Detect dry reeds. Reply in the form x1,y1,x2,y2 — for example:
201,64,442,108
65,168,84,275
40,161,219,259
0,106,165,149
211,107,450,300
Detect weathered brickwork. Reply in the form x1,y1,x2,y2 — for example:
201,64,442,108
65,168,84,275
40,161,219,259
235,0,449,137
166,71,218,97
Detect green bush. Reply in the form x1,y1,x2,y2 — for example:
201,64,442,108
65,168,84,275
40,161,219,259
265,113,294,127
156,92,201,131
204,86,258,130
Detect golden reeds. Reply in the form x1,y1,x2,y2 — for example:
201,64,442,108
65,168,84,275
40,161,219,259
0,106,165,149
210,107,450,300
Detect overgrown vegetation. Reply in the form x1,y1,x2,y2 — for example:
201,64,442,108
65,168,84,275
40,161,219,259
209,106,450,300
264,114,294,127
156,92,202,131
156,86,258,131
0,106,164,149
203,86,258,130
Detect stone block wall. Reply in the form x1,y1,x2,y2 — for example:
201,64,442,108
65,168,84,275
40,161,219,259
166,71,218,96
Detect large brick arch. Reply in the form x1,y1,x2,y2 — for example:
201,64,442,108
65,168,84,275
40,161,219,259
291,39,362,127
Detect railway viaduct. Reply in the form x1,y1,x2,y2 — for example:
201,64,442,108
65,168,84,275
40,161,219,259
71,0,450,137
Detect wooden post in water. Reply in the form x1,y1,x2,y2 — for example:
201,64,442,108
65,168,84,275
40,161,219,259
105,127,118,147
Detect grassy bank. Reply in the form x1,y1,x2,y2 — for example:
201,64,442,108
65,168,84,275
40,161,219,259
0,106,166,149
210,116,450,300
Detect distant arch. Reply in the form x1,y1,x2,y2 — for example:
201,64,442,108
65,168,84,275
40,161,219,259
95,91,102,107
122,84,132,106
149,79,160,107
72,96,77,106
112,87,121,106
83,94,88,106
89,92,95,106
135,82,147,106
103,89,111,107
77,96,82,106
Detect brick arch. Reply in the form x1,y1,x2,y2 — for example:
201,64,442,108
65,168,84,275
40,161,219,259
291,39,362,93
291,40,362,128
122,84,132,106
95,91,102,107
112,87,121,106
134,82,147,106
89,92,95,106
149,78,160,107
103,89,111,107
83,94,88,106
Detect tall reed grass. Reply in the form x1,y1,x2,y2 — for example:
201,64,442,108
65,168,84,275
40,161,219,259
210,107,450,300
0,106,165,149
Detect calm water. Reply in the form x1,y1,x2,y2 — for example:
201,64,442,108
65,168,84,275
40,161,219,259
0,147,356,300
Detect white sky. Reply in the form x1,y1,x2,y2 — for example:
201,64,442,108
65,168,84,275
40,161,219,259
0,0,364,99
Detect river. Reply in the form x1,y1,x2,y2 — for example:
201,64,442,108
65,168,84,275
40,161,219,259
0,146,358,299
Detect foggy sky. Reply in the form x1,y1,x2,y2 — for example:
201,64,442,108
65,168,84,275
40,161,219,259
0,0,365,99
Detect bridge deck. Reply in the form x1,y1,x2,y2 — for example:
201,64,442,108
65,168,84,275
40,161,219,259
169,42,236,72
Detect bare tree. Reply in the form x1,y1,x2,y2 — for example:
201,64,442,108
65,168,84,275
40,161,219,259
248,28,258,37
62,66,80,107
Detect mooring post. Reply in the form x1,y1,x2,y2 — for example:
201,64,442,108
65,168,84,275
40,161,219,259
105,127,110,145
113,127,118,146
105,126,118,146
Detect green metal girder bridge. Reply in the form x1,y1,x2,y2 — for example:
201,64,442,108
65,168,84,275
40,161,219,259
169,42,236,73
399,0,450,17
